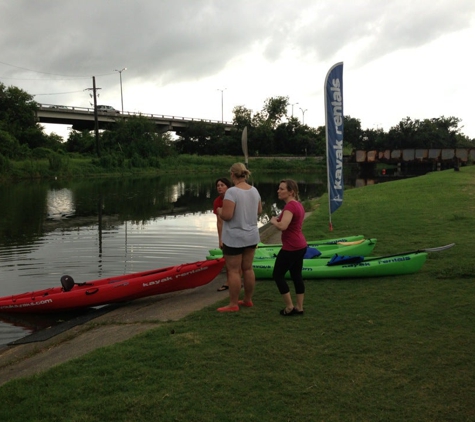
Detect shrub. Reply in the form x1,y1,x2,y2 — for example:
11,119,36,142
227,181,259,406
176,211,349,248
148,156,161,168
32,147,54,159
0,130,21,158
0,153,11,174
48,152,67,172
130,153,146,168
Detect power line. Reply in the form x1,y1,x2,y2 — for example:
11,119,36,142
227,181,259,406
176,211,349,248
33,90,86,96
0,76,88,81
0,60,114,79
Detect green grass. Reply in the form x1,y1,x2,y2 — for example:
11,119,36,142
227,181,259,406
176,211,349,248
2,155,325,181
0,166,474,421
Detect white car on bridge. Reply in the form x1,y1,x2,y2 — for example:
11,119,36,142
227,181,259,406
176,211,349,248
97,105,120,114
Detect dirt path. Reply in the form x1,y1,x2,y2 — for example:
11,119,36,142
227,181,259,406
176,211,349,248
0,221,286,386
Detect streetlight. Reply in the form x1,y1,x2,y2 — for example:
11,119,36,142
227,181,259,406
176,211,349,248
290,102,299,117
217,88,226,123
114,67,127,113
299,107,307,124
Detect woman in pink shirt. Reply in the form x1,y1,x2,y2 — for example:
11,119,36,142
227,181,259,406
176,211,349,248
270,179,307,316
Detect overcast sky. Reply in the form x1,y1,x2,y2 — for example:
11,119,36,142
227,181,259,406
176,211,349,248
1,0,474,140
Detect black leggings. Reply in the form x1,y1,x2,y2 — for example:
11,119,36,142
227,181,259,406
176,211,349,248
273,247,306,295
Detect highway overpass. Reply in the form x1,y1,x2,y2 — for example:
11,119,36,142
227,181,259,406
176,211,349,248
35,104,235,133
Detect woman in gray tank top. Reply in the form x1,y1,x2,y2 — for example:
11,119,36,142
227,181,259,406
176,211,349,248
216,163,262,312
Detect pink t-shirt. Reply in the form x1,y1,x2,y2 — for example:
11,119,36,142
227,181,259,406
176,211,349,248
278,200,307,251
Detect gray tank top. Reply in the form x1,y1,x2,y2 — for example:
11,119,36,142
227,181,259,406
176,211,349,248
222,186,261,247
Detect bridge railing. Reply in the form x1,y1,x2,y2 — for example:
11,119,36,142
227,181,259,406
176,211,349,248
37,103,233,125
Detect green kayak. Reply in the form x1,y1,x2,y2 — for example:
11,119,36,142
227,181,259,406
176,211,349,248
252,252,428,279
207,234,366,257
206,238,377,260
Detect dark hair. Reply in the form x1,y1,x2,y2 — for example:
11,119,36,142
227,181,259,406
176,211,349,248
280,179,300,201
216,177,231,188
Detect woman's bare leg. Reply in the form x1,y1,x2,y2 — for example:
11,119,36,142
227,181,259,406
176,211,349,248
282,292,294,312
223,254,242,307
241,248,256,303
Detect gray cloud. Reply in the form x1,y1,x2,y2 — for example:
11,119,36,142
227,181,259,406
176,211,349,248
1,0,474,138
1,0,273,82
2,0,473,82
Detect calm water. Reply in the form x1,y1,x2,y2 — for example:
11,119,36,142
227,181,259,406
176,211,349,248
1,172,350,345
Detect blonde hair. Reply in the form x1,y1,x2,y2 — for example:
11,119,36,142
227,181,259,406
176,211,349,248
229,162,251,179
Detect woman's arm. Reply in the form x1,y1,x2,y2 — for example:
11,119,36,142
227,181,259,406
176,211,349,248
216,215,224,247
270,210,293,231
218,199,235,221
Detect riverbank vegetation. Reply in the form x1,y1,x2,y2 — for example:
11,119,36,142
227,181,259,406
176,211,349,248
1,154,326,181
1,83,473,182
0,166,473,421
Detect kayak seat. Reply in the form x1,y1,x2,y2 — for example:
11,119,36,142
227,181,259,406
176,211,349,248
327,255,364,266
304,247,322,259
61,275,75,292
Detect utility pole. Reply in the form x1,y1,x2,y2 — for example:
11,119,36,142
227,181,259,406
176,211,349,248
217,88,226,123
86,77,101,157
114,68,127,113
291,102,299,117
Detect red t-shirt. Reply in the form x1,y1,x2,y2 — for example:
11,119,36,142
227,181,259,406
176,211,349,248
213,196,223,215
278,200,307,251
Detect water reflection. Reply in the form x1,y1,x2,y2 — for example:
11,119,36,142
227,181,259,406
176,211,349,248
46,188,75,220
0,173,330,248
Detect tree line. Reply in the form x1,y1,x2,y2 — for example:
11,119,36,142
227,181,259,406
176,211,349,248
1,83,473,169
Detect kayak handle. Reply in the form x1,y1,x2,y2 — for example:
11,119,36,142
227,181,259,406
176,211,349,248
85,288,99,296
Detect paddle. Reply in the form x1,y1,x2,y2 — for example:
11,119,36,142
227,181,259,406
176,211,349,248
241,126,248,169
329,243,455,266
257,237,367,248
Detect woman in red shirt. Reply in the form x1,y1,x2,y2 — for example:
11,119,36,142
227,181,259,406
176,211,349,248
270,179,307,316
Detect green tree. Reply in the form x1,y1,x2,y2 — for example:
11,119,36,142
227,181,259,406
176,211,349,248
386,116,467,149
232,105,252,130
175,121,227,155
313,126,327,156
0,83,48,151
252,96,289,129
232,96,325,156
0,130,22,158
342,116,363,149
273,120,323,156
101,116,175,159
360,128,388,150
417,116,466,148
251,122,275,156
387,117,416,149
66,130,96,155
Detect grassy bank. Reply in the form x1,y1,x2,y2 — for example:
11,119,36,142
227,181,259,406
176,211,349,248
1,154,324,181
0,167,474,421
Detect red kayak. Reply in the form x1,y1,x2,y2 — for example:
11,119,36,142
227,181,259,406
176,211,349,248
0,258,225,313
